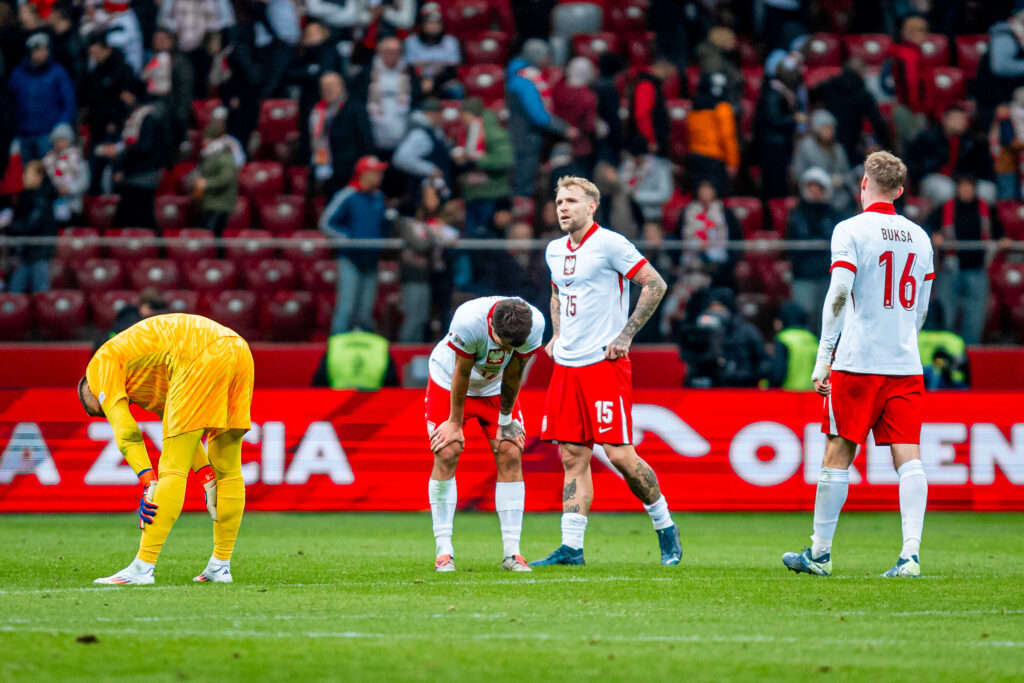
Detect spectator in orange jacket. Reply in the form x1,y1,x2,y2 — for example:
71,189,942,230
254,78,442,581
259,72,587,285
686,72,739,197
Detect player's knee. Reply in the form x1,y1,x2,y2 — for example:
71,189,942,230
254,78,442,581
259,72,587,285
559,447,588,473
495,442,522,474
604,447,634,470
435,443,462,470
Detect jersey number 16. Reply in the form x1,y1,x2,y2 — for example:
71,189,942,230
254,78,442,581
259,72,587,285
879,251,917,310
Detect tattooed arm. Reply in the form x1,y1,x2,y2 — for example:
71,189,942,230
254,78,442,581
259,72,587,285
497,354,528,447
544,283,560,357
812,266,856,396
605,263,667,360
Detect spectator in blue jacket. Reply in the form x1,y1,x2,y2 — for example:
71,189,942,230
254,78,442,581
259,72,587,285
8,32,77,161
320,155,390,335
506,39,577,199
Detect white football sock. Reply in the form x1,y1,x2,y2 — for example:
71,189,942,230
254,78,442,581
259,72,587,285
131,557,155,573
206,554,229,569
898,459,927,560
560,512,588,550
811,467,849,557
495,481,525,557
429,477,457,557
643,494,674,531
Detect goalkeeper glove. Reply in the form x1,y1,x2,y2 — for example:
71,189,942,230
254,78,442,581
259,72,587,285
137,469,158,529
196,465,218,521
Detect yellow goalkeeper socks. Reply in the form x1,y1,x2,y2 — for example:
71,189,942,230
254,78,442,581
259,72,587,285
209,429,246,562
137,429,203,564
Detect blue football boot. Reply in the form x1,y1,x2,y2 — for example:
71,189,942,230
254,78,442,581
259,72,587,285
529,544,585,566
782,547,832,576
656,525,682,565
881,555,921,578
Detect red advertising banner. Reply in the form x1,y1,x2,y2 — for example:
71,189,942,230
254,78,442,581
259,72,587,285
1,389,1022,513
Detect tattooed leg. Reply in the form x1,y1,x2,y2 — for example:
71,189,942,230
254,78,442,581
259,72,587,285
560,443,594,515
605,445,662,505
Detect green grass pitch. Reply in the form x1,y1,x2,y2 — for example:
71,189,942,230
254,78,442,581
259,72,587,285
1,512,1022,682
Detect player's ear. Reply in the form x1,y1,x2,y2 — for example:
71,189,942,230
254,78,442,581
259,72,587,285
893,186,904,201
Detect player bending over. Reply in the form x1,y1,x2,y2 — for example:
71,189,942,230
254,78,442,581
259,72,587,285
783,151,933,578
78,313,254,585
531,176,682,567
427,297,545,572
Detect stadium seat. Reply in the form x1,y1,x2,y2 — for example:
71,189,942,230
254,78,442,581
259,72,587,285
843,34,892,67
768,196,799,231
741,66,763,101
997,202,1024,241
462,31,510,66
49,259,70,289
457,64,506,107
128,258,180,290
238,161,285,199
256,195,307,235
84,194,120,230
310,195,327,227
955,35,988,79
444,0,492,38
805,33,842,68
90,290,140,330
0,293,32,341
56,227,100,264
571,32,619,64
804,66,842,90
919,34,950,70
989,261,1024,306
192,98,223,131
244,258,297,296
154,195,195,233
165,228,216,262
226,196,254,232
33,290,86,340
206,290,258,337
74,258,124,294
162,289,200,314
930,67,966,115
315,291,336,331
224,228,275,266
666,98,690,161
736,35,759,68
606,0,647,35
624,32,654,68
184,258,238,293
260,291,314,341
281,230,329,263
723,197,764,237
106,228,158,261
258,99,300,145
158,161,197,196
287,165,309,196
684,66,700,98
301,259,339,294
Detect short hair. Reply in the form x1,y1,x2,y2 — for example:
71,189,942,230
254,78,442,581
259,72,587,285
555,175,601,207
863,151,906,195
491,299,533,348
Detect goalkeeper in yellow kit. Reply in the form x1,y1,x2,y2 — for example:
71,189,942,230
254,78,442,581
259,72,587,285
77,313,254,585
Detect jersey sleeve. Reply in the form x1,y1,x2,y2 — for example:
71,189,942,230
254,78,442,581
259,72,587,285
923,241,936,281
514,307,547,358
85,351,128,415
829,222,858,275
445,305,481,359
604,232,649,279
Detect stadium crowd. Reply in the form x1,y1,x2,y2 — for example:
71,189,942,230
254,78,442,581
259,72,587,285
1,0,1023,386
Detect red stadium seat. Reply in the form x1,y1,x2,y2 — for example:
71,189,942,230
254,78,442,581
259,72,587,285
184,258,238,293
154,195,195,233
226,196,254,232
462,31,510,66
666,98,690,161
571,32,619,64
805,33,842,68
258,99,300,145
606,0,647,35
310,195,327,227
684,66,700,98
990,261,1024,306
256,195,307,235
192,98,223,131
843,34,892,67
84,194,120,230
443,0,491,38
0,293,32,341
162,289,200,314
106,228,158,261
315,291,336,331
206,290,258,337
736,36,759,68
930,67,966,116
128,258,180,290
75,258,124,294
33,290,86,340
724,197,764,237
301,259,339,294
457,64,505,107
624,32,654,68
741,66,763,101
244,258,297,296
165,228,216,262
56,227,100,264
997,202,1024,241
769,196,799,231
281,230,329,263
287,165,309,196
955,35,988,79
260,290,314,341
238,161,285,199
224,228,275,266
90,290,140,330
49,259,70,289
919,34,950,70
804,66,842,90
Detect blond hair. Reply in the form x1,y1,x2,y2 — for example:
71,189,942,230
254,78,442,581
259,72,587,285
863,151,907,195
556,175,601,207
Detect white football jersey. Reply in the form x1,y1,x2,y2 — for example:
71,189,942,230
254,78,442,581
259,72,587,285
546,223,649,367
829,203,935,375
428,296,545,397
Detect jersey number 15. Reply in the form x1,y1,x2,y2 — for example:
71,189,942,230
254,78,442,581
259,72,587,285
879,251,917,310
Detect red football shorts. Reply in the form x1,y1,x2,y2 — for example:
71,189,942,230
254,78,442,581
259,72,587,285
822,370,924,445
424,379,524,440
541,358,634,446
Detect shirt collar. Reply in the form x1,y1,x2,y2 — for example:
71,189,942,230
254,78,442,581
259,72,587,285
864,202,897,215
567,222,599,252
